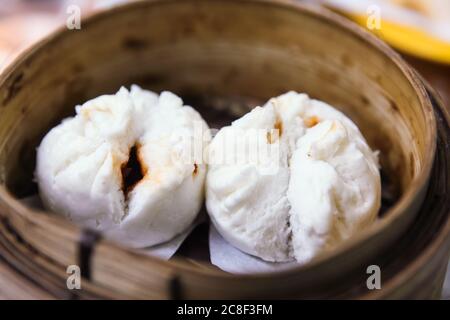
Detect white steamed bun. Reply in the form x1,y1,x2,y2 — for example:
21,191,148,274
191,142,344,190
36,85,211,248
206,92,381,264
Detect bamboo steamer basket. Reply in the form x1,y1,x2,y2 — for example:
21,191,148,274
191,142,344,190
0,0,447,299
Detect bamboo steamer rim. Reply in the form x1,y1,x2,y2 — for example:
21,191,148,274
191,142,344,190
0,0,438,281
361,84,450,299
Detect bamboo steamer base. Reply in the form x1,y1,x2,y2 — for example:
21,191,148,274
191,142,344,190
0,0,446,299
0,86,448,300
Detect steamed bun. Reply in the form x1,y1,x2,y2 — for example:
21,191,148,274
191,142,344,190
206,92,381,263
36,85,211,248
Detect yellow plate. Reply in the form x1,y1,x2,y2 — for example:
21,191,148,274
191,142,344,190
345,13,450,65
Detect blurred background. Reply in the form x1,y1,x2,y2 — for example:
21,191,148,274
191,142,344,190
0,0,448,299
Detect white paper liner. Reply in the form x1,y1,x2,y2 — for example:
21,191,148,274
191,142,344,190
138,213,204,260
19,195,201,260
209,224,300,274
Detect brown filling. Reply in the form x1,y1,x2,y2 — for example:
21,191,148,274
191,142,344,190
121,144,146,199
304,116,319,128
274,120,283,136
267,120,283,144
193,163,198,177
